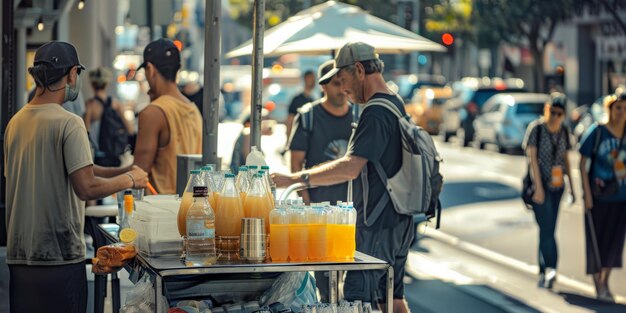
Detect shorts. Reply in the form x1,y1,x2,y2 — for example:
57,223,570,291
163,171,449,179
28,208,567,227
9,262,87,313
343,217,413,304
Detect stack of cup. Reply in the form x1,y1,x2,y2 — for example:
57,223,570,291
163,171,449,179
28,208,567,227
240,218,266,263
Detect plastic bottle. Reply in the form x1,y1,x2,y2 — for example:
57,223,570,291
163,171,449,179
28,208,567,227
334,201,357,260
185,186,217,266
200,166,217,210
178,170,206,237
216,173,244,261
323,201,337,260
119,190,137,244
269,201,289,262
261,165,277,204
257,170,275,208
244,173,273,233
245,146,267,167
236,166,251,203
288,200,308,261
306,204,329,261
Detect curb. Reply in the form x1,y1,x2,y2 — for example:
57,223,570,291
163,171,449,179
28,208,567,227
421,226,625,304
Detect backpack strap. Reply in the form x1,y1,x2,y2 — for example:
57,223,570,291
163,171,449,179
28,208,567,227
296,100,321,132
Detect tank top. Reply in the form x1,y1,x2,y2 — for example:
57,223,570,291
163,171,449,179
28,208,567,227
149,95,203,194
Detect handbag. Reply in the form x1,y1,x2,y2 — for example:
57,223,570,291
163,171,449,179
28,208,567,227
521,123,542,209
590,124,625,199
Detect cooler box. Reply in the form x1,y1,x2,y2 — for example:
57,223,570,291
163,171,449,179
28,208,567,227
132,195,182,257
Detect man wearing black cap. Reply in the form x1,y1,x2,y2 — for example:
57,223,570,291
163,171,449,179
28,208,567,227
273,42,412,313
4,41,149,312
131,38,203,194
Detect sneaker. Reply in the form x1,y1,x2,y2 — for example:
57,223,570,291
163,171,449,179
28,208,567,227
537,273,546,288
597,287,615,303
544,268,557,289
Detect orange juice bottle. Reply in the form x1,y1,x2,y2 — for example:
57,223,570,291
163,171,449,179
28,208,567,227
288,201,308,262
324,202,338,260
244,174,273,233
236,166,251,204
177,170,205,236
306,204,329,261
334,202,357,260
216,173,244,261
257,170,275,208
260,166,276,206
200,166,218,212
269,201,289,262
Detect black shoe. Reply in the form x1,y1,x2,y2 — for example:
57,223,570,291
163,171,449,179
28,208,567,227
538,273,546,288
544,268,557,289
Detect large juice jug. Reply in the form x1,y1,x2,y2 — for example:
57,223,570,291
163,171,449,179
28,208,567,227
306,204,329,261
256,170,275,207
216,173,244,261
178,170,206,236
260,166,276,205
288,201,308,261
243,174,273,233
269,201,289,262
334,202,357,260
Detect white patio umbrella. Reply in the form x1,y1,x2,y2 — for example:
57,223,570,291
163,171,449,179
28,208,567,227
225,1,446,58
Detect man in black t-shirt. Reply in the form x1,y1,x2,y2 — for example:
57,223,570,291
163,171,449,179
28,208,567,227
273,42,412,313
285,70,316,145
289,60,353,205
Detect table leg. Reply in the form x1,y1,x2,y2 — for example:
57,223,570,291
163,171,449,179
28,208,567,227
329,271,338,304
94,274,106,313
156,275,163,312
111,272,120,313
386,266,393,313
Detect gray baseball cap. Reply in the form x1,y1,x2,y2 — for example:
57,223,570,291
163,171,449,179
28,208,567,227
318,42,379,84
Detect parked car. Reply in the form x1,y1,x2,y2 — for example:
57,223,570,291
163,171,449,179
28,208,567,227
473,93,549,153
441,77,526,146
395,74,447,102
405,86,452,135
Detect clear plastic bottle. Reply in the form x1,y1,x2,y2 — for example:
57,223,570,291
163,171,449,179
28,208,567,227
216,173,244,261
185,186,217,266
200,166,217,210
119,190,137,244
306,204,329,261
257,170,275,208
261,165,277,204
269,201,289,262
247,165,259,182
244,173,273,233
178,170,206,237
334,201,357,260
288,200,308,261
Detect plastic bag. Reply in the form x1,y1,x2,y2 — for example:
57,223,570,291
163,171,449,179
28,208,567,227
260,272,318,313
92,243,136,274
246,146,267,167
121,273,168,313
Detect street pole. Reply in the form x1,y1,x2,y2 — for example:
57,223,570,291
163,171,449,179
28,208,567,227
202,0,221,166
250,0,265,149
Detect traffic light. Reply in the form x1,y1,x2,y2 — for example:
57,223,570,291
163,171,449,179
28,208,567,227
442,33,454,46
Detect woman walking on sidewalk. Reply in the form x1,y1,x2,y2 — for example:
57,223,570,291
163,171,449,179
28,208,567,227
523,93,575,289
579,93,626,303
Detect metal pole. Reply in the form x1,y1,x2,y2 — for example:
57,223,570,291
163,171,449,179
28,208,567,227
250,0,265,149
202,0,221,166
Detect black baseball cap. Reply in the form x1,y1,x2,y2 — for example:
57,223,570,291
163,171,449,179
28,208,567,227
137,38,181,72
32,41,85,83
549,92,567,110
317,60,335,85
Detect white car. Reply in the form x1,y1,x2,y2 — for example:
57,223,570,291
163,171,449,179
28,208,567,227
473,93,549,153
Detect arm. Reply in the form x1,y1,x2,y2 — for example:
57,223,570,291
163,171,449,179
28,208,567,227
580,155,593,210
285,114,296,144
290,150,311,204
83,99,94,130
273,154,367,188
94,165,131,178
564,152,576,201
526,146,545,204
132,105,165,174
70,165,148,201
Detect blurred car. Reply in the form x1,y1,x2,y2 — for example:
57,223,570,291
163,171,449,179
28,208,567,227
405,86,453,135
441,77,526,146
394,74,447,102
473,93,549,153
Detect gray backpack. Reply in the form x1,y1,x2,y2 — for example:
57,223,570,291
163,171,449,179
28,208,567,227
360,97,444,228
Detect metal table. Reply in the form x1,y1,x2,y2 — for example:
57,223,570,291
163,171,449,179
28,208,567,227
98,223,393,312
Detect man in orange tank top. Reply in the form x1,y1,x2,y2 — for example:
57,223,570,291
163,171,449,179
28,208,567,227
130,39,203,194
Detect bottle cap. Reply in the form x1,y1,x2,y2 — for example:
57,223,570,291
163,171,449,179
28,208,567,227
225,173,236,178
261,165,270,170
239,166,248,171
190,169,201,174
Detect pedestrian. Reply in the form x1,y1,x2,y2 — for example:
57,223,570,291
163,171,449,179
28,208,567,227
579,92,626,302
288,59,354,302
4,41,148,313
273,42,412,313
522,92,575,289
131,38,203,194
285,70,316,147
84,66,134,167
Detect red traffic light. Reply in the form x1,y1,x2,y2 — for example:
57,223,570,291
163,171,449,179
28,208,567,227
442,33,454,46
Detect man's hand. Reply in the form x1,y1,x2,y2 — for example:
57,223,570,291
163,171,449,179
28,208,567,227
272,172,297,188
532,186,545,205
127,165,149,189
584,194,593,211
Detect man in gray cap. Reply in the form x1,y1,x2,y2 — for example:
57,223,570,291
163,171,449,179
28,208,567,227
4,41,148,313
273,42,412,313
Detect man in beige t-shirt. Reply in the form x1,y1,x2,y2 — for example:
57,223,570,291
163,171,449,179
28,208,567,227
4,41,148,313
132,39,203,194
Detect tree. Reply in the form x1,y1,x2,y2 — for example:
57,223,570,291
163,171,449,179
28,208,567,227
472,0,577,92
